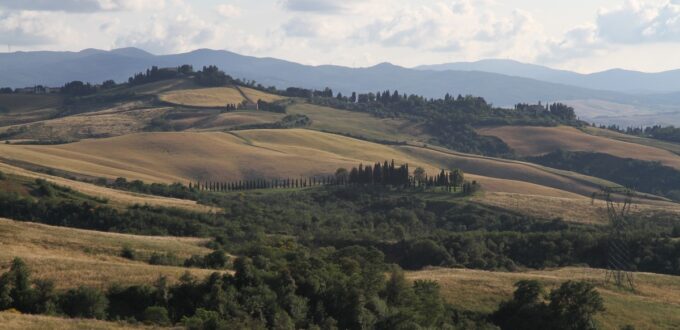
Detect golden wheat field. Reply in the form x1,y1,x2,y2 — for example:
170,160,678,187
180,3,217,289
0,218,218,289
158,87,245,107
478,125,680,169
239,86,286,103
408,267,680,330
1,128,677,223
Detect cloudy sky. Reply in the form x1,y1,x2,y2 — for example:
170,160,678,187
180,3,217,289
0,0,679,72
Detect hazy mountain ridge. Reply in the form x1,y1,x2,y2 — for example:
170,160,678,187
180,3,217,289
2,48,680,126
417,59,680,94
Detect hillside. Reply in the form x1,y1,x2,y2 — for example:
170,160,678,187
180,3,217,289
0,312,149,330
0,218,215,289
0,162,212,212
4,48,680,126
409,267,680,329
478,125,680,170
2,128,680,224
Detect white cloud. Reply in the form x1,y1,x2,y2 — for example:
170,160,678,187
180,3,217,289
0,10,54,45
280,0,371,14
216,4,241,18
358,2,541,55
538,24,604,63
596,0,680,43
0,0,165,12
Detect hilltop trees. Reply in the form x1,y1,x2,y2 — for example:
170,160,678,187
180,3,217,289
348,160,410,186
194,65,233,87
128,66,184,86
549,103,577,121
61,81,96,96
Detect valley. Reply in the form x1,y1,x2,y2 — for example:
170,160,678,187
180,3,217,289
0,64,679,329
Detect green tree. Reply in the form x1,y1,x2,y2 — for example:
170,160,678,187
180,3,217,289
144,306,171,325
413,167,426,187
59,286,109,319
549,281,604,330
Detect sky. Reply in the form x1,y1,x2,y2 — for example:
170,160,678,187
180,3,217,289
1,0,679,73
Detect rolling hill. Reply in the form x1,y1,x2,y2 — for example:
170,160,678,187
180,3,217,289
2,128,679,224
0,218,216,289
409,267,680,329
477,125,680,169
3,48,680,128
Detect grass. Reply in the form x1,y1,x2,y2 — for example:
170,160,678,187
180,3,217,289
0,106,169,141
1,128,677,223
582,126,680,155
478,125,680,170
0,311,150,329
0,162,213,212
408,267,680,330
0,94,62,113
159,87,245,107
0,217,217,289
288,102,428,143
239,86,286,103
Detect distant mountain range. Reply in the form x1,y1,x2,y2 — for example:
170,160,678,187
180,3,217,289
416,59,680,94
1,48,680,126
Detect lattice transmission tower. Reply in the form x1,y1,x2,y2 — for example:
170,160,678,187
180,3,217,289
592,187,635,291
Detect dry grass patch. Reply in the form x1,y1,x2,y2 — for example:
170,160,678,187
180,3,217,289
478,125,680,170
0,311,150,330
239,87,286,103
0,105,168,140
408,267,680,329
0,218,217,289
159,87,244,107
582,126,680,155
288,103,428,143
0,94,62,113
0,162,213,212
0,128,674,220
190,111,284,131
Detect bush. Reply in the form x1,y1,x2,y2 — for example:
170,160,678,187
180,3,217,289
148,252,180,266
143,306,170,325
0,171,5,180
120,246,136,260
204,250,229,269
59,286,108,319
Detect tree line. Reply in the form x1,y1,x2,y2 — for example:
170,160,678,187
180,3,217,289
601,124,680,144
191,161,475,193
0,254,608,329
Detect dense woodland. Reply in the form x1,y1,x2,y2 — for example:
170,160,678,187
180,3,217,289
0,254,607,329
1,173,679,276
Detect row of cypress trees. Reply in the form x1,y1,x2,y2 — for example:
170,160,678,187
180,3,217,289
190,160,472,193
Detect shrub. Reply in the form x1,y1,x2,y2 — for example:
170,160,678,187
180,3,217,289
59,286,108,319
143,306,171,325
148,252,180,266
203,250,229,269
120,246,136,260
